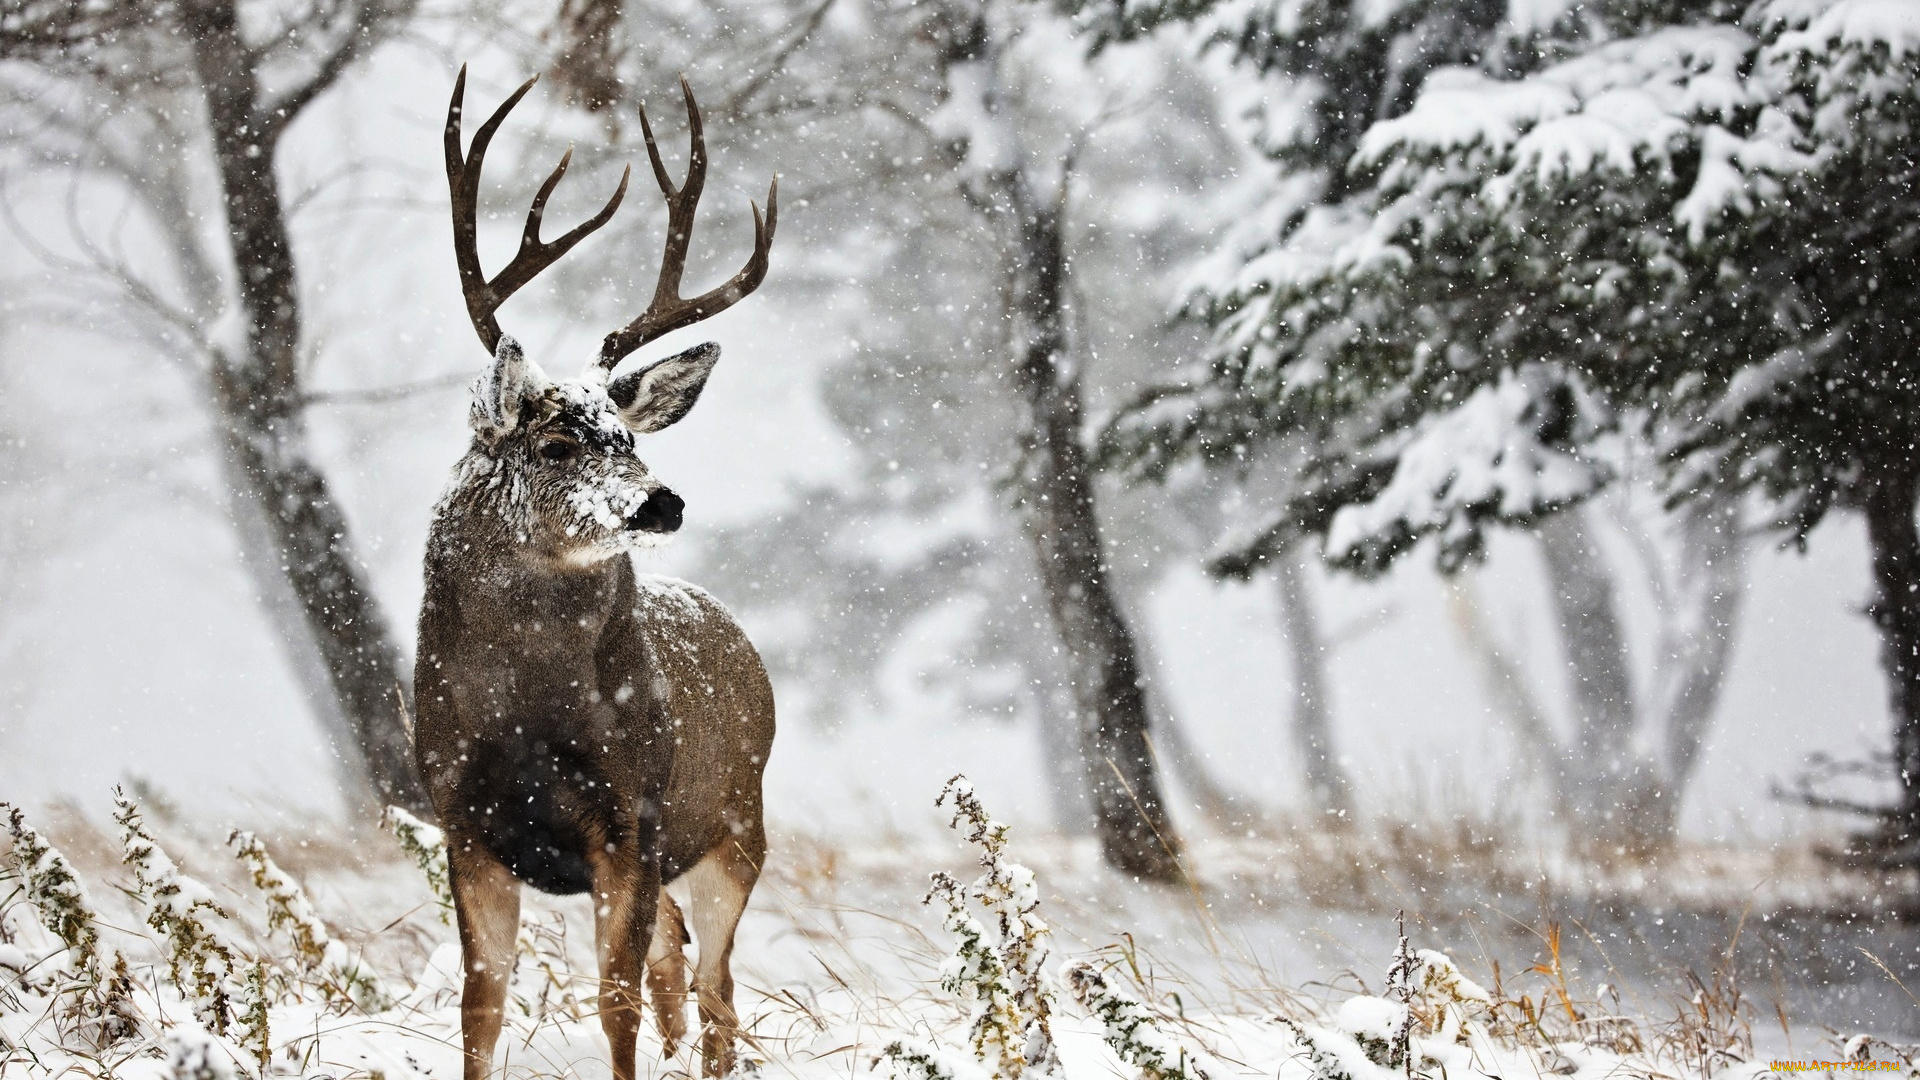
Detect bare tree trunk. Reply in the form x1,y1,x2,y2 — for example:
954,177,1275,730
216,447,378,808
1274,545,1352,816
1536,509,1665,848
997,180,1180,880
547,0,627,112
4,0,427,816
184,0,427,816
922,2,1180,880
108,102,386,811
1097,502,1256,830
1861,464,1920,854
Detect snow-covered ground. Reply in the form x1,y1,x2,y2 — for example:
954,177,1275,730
4,781,1914,1080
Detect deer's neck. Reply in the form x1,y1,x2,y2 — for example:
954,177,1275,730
421,514,632,675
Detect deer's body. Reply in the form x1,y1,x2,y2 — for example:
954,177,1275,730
416,67,779,1080
416,505,773,1079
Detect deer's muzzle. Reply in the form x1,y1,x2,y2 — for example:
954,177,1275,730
626,488,684,533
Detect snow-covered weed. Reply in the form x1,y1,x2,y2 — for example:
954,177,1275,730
3,804,104,979
0,784,1885,1080
875,1035,985,1080
229,830,391,1012
1060,960,1217,1080
917,774,1059,1080
1,803,137,1048
379,806,452,924
115,789,248,1038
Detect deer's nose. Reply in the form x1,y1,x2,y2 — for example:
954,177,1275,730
626,488,684,533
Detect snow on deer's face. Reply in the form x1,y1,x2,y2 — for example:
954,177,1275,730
451,335,720,565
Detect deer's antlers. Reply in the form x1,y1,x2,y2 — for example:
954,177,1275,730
597,77,778,372
446,66,631,355
444,67,778,369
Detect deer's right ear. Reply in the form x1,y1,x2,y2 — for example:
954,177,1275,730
470,335,537,445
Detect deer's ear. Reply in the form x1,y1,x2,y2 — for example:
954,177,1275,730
470,335,545,444
609,342,720,434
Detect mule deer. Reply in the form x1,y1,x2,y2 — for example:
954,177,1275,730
414,67,777,1080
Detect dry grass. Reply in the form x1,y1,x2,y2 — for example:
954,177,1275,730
5,785,1915,1080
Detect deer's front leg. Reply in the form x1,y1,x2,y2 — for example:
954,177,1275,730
451,842,522,1080
593,844,662,1080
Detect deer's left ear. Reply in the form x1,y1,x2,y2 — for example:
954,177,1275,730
609,342,721,434
470,335,549,445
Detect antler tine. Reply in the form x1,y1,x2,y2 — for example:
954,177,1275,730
597,80,778,372
445,65,630,353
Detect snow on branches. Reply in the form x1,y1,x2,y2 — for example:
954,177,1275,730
1106,0,1920,583
1322,369,1606,573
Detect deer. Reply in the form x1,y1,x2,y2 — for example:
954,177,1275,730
413,66,777,1080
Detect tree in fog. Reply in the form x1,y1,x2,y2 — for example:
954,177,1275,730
1082,0,1747,842
1102,0,1916,853
527,0,1263,874
0,0,428,813
905,0,1191,879
1062,0,1529,820
1442,490,1745,848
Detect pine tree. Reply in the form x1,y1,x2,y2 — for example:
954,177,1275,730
1102,0,1920,856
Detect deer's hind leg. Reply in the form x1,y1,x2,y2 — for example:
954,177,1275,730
647,889,691,1056
450,843,522,1080
686,832,765,1077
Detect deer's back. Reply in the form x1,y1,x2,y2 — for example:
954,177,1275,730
632,573,776,877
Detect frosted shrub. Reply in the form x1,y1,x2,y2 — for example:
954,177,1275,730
2,805,138,1046
114,790,243,1035
3,805,104,980
918,775,1058,1080
1060,960,1215,1080
926,868,1021,1074
229,830,391,1012
1278,921,1495,1080
381,806,453,924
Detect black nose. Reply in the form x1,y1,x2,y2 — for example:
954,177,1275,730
626,489,684,533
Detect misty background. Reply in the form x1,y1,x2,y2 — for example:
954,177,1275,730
0,0,1895,847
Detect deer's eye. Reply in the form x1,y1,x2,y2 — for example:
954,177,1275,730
538,439,577,463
